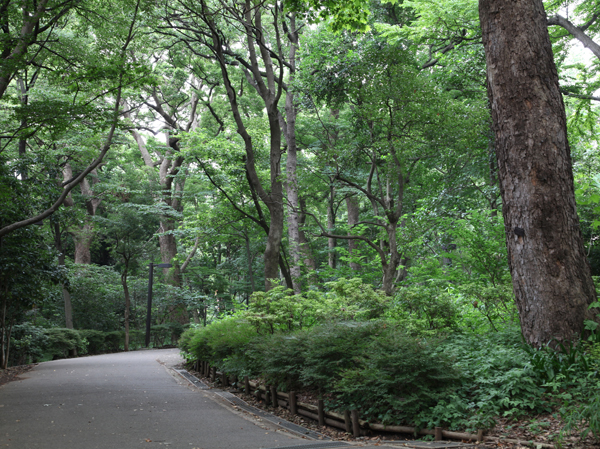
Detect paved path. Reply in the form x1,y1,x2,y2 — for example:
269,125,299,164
0,349,476,449
0,349,337,448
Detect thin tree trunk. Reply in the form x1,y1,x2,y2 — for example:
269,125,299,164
3,319,13,369
381,223,401,296
328,185,337,269
63,287,74,329
245,233,256,293
122,265,130,352
282,12,303,294
346,195,361,271
480,0,598,346
0,294,6,369
285,120,302,293
298,198,316,271
53,222,74,330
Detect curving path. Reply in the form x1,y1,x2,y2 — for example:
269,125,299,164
0,349,338,449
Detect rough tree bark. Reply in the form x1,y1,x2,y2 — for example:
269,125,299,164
479,0,598,346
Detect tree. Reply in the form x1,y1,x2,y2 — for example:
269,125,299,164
298,31,486,295
100,204,156,351
0,0,79,101
163,0,300,290
0,0,145,238
0,156,61,368
479,0,598,346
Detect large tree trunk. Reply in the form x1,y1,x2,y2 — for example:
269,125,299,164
72,221,94,264
283,40,302,293
264,195,285,290
244,232,256,293
381,223,401,296
480,0,598,346
64,167,101,265
159,220,180,286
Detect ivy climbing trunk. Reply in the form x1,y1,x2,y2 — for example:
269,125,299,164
479,0,599,346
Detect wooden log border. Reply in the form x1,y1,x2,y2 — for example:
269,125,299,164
197,362,484,443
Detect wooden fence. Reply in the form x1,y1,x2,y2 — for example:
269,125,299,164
193,360,485,443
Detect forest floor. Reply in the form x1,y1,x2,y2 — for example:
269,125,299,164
187,366,600,449
0,364,35,387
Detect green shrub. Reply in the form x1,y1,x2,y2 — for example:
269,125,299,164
239,322,386,391
418,328,548,430
243,286,322,334
333,328,460,424
182,317,257,370
245,331,309,389
388,285,459,333
44,328,85,359
9,323,48,365
104,330,125,352
242,279,390,335
298,322,379,390
179,326,197,354
523,338,592,384
244,321,460,424
561,382,600,442
151,323,184,347
323,278,390,320
128,329,145,349
78,329,106,354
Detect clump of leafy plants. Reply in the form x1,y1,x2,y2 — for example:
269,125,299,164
523,337,592,384
416,328,549,430
180,316,257,368
333,326,460,424
44,328,86,359
240,278,390,335
9,323,48,365
561,383,600,442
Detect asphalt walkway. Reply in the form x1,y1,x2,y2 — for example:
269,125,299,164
0,349,474,449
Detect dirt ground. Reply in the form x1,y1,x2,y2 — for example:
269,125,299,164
0,364,35,388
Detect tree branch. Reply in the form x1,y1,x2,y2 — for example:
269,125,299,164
547,14,600,60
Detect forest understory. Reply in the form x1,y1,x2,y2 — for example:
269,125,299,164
186,366,600,449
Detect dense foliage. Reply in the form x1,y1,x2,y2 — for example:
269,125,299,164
2,0,600,443
179,283,600,440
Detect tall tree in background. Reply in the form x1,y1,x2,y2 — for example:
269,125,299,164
479,0,598,346
165,0,291,290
